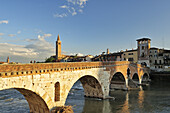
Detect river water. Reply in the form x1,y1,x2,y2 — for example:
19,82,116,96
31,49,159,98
0,80,170,113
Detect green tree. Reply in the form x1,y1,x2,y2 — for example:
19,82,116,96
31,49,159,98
45,57,55,63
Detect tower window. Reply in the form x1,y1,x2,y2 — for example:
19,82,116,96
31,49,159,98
141,53,145,57
150,60,152,63
142,46,145,50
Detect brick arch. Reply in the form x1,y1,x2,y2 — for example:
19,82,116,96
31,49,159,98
109,70,127,83
1,84,53,112
110,72,126,83
132,73,139,82
141,73,150,83
109,72,127,90
16,88,50,113
65,75,104,101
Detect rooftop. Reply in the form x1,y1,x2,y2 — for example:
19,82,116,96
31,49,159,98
136,38,151,41
150,47,159,50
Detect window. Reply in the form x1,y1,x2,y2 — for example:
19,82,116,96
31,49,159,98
159,60,162,64
155,60,157,64
128,53,133,55
150,60,152,63
141,53,145,57
142,46,145,50
128,58,134,61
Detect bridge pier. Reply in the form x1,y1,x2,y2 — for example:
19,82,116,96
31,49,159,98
125,76,129,88
139,78,142,85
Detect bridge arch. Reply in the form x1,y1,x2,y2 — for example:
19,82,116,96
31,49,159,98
110,72,127,90
0,84,53,112
2,88,50,113
141,73,150,84
65,75,104,101
79,75,103,98
132,73,139,83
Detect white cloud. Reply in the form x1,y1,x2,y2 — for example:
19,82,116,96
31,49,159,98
55,0,88,18
78,9,83,13
44,33,52,37
0,20,8,24
25,35,54,60
71,7,77,16
0,33,4,36
60,5,69,9
78,0,88,7
0,43,38,57
25,39,38,42
0,34,55,63
54,13,68,18
17,30,21,34
69,53,84,56
8,34,16,37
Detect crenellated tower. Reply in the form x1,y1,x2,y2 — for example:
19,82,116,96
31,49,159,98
137,38,151,67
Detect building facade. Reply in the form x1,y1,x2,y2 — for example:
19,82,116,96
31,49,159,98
149,48,170,72
122,49,138,63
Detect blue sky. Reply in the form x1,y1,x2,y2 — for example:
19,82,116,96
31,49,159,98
1,0,170,63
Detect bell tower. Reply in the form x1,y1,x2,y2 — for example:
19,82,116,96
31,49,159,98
7,56,9,63
56,34,61,60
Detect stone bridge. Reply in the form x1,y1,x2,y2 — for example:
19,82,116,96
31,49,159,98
0,61,149,113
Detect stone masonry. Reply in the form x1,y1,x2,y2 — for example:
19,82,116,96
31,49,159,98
0,61,149,113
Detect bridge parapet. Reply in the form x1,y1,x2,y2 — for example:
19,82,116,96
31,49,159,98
0,61,130,77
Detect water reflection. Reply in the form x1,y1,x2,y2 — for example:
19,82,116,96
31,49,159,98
120,93,130,113
67,81,170,113
138,88,144,109
1,81,170,113
82,86,145,113
82,92,131,113
82,98,111,113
